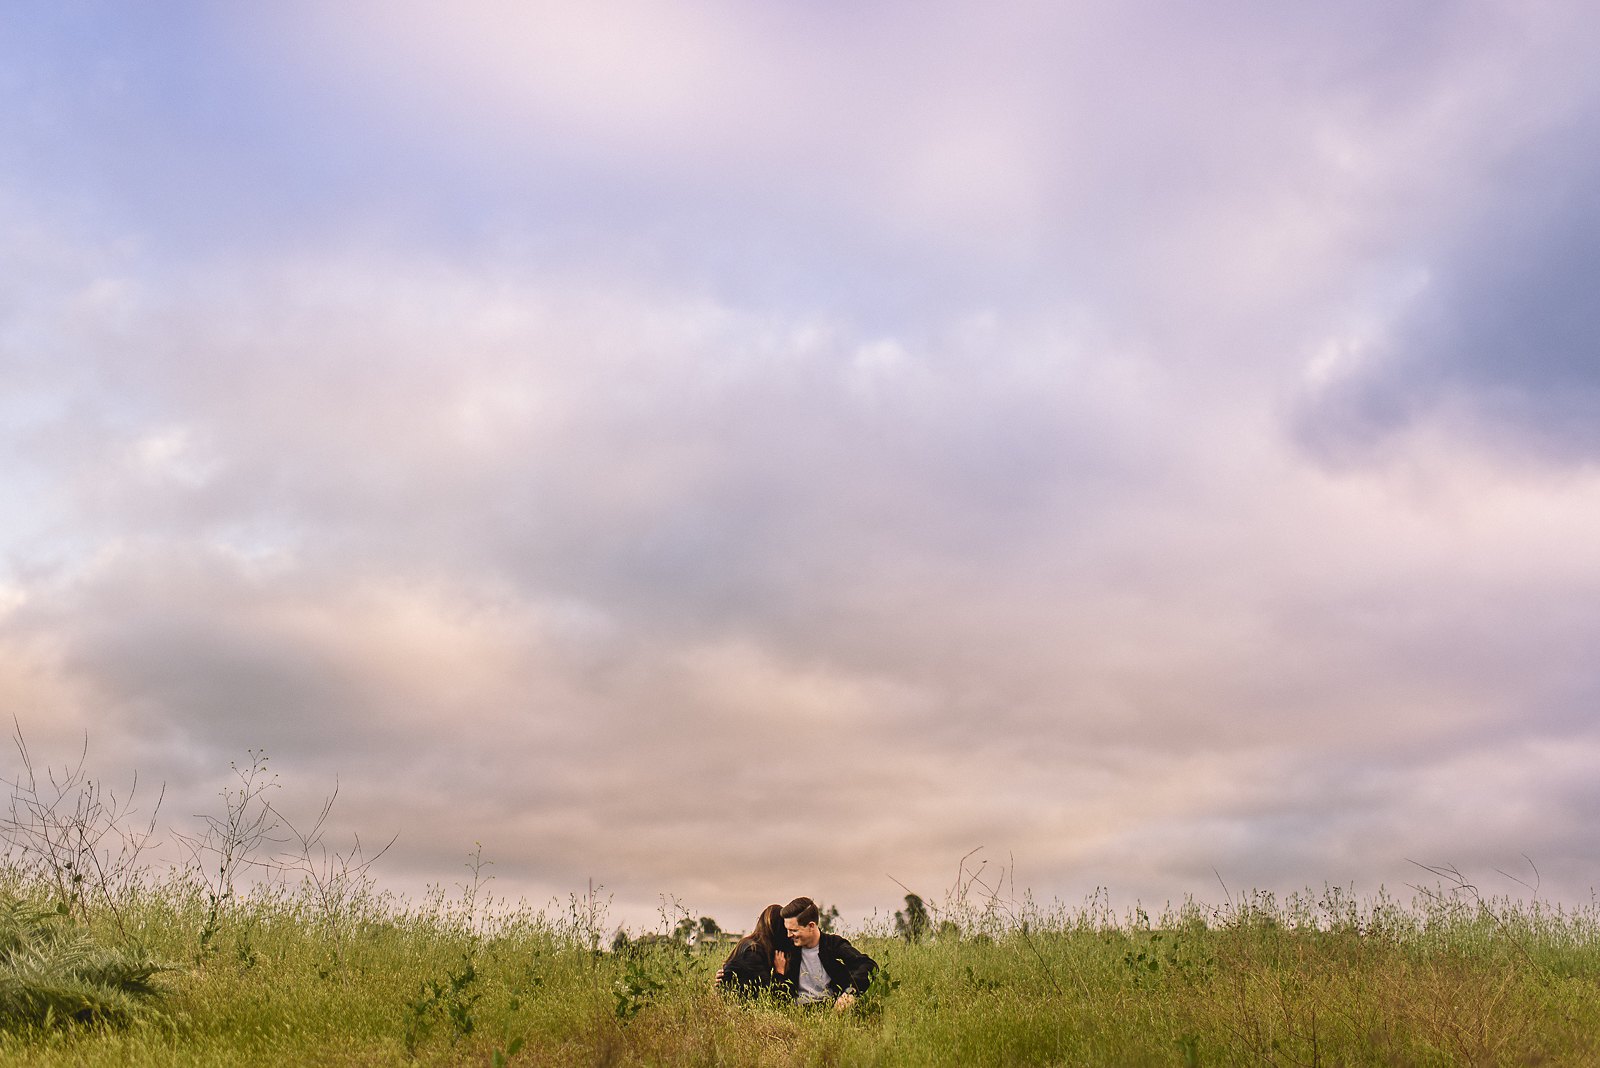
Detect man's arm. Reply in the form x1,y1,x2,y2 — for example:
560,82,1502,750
829,936,877,994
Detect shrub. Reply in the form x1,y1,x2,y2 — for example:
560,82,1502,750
0,895,168,1029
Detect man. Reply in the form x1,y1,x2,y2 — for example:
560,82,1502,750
777,897,876,1010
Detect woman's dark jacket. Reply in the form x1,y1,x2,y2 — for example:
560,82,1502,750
719,940,783,996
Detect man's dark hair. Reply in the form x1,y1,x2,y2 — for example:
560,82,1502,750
781,897,820,927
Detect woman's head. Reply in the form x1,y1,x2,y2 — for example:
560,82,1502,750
750,903,794,953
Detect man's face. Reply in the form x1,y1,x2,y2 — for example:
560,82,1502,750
784,917,821,949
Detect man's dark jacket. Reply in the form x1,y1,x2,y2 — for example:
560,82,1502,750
779,932,876,999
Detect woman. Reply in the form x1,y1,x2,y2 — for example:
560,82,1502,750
717,903,795,997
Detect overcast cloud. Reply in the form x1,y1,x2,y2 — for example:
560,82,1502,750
3,2,1599,929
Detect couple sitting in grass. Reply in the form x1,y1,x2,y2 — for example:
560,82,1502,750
716,897,876,1010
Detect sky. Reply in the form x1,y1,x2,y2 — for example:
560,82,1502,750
3,1,1599,932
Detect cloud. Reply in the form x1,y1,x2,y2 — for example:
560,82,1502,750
1291,6,1600,463
6,223,1600,922
5,3,1600,926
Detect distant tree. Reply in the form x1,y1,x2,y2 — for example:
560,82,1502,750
697,916,722,941
672,917,698,945
894,893,929,943
611,928,632,954
818,904,841,934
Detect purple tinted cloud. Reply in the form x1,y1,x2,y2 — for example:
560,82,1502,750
4,2,1600,926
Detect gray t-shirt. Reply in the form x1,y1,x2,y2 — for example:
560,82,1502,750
797,945,831,1003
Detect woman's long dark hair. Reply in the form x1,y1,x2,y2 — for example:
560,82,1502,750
726,903,793,967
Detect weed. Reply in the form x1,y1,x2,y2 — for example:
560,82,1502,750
490,996,526,1067
1,722,163,936
0,894,169,1028
172,751,281,956
612,954,664,1021
852,956,900,1019
271,779,395,964
402,955,482,1055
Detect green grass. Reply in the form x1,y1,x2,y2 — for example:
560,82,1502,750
2,869,1599,1066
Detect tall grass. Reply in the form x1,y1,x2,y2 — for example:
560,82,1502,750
0,862,1598,1066
4,740,1600,1064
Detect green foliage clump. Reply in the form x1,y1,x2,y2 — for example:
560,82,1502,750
0,896,167,1029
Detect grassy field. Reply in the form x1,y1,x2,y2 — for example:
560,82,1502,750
4,746,1598,1064
3,865,1600,1067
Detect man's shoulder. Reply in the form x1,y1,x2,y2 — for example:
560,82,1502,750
819,931,859,952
